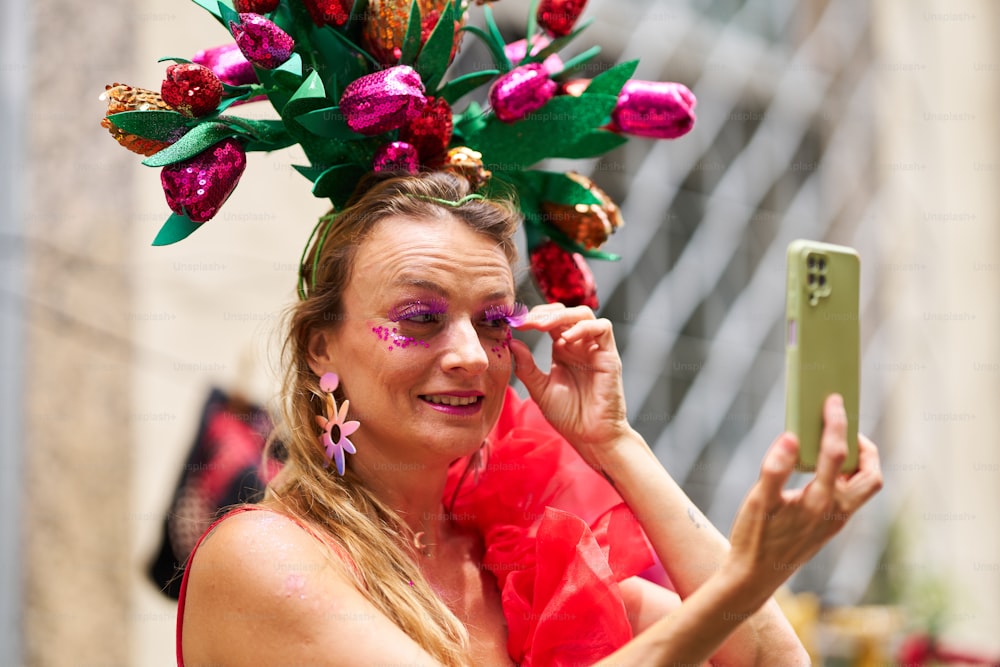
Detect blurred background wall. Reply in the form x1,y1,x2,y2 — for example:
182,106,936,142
2,0,998,665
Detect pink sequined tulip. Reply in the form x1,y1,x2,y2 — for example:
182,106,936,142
373,141,420,173
488,63,557,123
192,43,259,86
610,80,696,140
339,65,427,136
160,138,247,223
230,13,295,70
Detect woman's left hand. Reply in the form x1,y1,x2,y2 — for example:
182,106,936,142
509,303,633,466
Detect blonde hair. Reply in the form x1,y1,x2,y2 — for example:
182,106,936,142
264,172,521,666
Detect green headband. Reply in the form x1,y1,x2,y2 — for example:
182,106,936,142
410,193,486,208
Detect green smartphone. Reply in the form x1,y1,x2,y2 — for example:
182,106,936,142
784,240,860,473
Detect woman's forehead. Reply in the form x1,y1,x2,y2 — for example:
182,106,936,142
352,215,514,295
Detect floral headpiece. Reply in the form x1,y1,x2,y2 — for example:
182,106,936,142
101,0,696,307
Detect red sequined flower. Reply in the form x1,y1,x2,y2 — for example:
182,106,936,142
161,63,224,118
530,240,599,309
399,97,453,167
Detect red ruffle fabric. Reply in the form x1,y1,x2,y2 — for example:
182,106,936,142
444,387,655,666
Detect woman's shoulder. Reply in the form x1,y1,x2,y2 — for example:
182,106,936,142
179,507,364,664
180,506,441,665
189,506,336,575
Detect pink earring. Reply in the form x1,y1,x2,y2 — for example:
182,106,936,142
315,372,360,475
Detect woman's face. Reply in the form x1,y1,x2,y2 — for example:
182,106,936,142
313,213,517,467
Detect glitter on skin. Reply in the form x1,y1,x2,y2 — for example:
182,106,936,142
491,329,513,358
371,325,429,351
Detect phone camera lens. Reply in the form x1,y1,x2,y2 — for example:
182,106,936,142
818,258,826,271
808,273,816,285
818,275,826,286
807,256,816,269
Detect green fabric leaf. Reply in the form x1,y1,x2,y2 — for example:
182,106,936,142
524,0,542,50
531,18,594,63
218,81,259,96
416,0,455,92
142,122,238,167
399,0,423,65
218,117,294,150
495,174,615,260
553,45,601,78
482,6,509,71
106,110,191,142
452,100,487,139
460,26,510,72
322,22,380,68
151,211,203,246
312,163,368,207
287,70,328,105
217,0,241,35
581,59,638,97
295,106,363,141
510,170,602,207
292,163,328,184
437,69,499,104
270,0,296,33
559,130,628,159
281,73,367,166
468,94,620,168
350,0,368,21
189,0,231,26
272,52,304,89
311,26,369,99
215,94,250,114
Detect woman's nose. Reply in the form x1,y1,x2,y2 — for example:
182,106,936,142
440,318,490,374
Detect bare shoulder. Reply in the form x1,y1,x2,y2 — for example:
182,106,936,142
181,509,438,667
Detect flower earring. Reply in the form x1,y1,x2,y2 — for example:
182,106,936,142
316,372,360,475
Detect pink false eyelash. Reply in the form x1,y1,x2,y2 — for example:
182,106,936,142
484,302,528,327
387,298,448,323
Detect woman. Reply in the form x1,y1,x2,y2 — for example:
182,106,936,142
177,172,883,666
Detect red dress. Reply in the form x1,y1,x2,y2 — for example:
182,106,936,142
176,387,657,666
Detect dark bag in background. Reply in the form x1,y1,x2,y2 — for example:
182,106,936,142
148,387,279,598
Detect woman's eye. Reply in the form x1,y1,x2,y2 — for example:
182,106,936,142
407,312,442,324
481,303,527,329
388,300,448,324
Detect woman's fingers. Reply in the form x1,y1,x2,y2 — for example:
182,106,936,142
510,339,547,395
515,304,596,336
757,433,800,509
837,433,884,511
810,394,849,499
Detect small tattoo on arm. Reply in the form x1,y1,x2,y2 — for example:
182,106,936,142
687,506,705,529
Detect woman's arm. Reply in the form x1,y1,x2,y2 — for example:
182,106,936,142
510,304,882,666
595,426,810,666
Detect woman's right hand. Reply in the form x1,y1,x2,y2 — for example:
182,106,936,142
724,394,883,600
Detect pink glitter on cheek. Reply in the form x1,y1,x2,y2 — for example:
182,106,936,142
491,330,513,358
371,325,430,351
